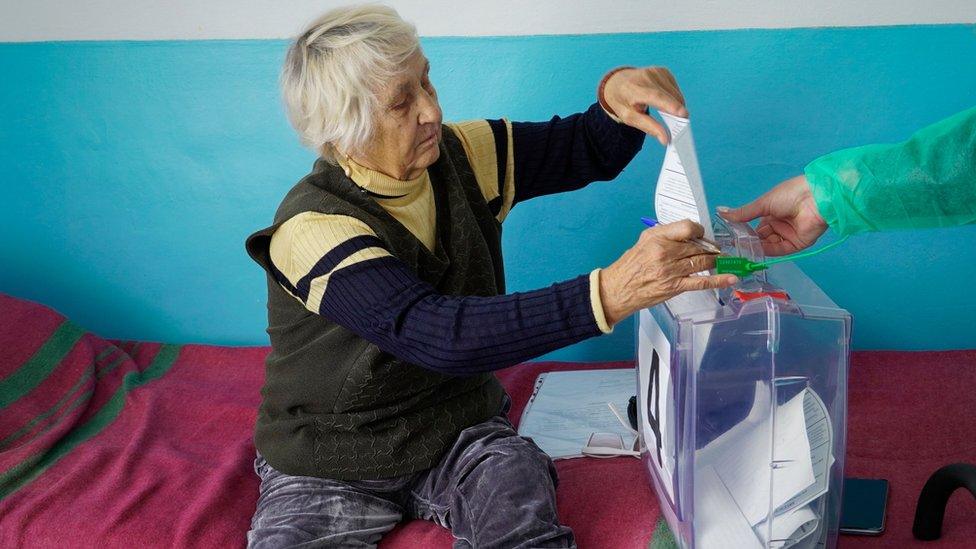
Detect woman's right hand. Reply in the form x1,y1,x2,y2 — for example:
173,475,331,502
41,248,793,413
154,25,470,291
599,220,738,326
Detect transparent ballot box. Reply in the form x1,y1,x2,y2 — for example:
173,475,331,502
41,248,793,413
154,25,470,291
636,218,851,549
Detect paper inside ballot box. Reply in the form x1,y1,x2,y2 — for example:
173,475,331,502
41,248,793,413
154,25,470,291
695,382,833,548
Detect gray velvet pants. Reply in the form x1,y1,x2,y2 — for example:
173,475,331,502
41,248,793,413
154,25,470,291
247,409,575,548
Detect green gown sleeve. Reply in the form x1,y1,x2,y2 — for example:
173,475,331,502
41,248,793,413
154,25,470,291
804,106,976,236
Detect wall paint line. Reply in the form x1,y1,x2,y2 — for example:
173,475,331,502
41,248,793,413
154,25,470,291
1,0,974,42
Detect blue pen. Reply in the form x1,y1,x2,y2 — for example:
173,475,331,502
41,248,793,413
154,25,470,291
641,216,721,254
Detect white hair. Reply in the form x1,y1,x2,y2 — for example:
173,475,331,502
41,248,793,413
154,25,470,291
281,4,420,161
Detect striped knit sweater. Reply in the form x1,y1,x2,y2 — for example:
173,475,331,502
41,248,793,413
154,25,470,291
270,104,644,371
245,102,644,479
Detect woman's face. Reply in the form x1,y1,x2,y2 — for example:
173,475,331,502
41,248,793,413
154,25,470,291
356,50,442,180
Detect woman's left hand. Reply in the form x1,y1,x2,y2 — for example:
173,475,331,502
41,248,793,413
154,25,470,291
602,67,688,146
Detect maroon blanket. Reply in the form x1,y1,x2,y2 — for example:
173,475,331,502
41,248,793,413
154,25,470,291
1,293,974,547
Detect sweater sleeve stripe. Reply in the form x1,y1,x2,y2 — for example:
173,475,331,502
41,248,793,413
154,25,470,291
487,118,507,202
487,118,516,221
445,119,515,222
268,213,391,312
268,261,299,296
305,247,390,314
295,235,386,301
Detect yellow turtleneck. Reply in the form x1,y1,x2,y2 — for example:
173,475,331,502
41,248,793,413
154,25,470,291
337,155,438,253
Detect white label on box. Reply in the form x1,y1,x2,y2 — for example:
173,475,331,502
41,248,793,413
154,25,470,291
638,309,676,504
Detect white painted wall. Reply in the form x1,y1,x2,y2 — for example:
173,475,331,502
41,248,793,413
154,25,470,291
2,0,975,41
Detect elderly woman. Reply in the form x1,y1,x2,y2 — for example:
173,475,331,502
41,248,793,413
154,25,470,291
245,5,736,548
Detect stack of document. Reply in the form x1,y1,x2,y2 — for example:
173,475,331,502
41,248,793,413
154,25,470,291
695,382,833,549
517,369,637,459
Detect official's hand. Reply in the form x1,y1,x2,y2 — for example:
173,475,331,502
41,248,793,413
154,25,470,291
719,175,828,256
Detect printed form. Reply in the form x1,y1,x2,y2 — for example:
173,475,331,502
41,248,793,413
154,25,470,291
654,112,715,241
517,369,638,459
696,383,833,549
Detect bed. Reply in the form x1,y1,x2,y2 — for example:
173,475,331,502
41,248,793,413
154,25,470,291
2,292,974,548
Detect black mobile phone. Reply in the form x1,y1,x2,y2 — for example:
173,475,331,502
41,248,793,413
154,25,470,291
840,477,889,535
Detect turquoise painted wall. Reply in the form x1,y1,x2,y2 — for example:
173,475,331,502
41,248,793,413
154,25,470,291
2,25,975,359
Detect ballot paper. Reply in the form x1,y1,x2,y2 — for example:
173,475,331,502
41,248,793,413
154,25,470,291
654,112,715,241
756,506,820,548
697,493,819,549
776,389,835,515
517,369,637,460
695,382,833,549
696,465,765,549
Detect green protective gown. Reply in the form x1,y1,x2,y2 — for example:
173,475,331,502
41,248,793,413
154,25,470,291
804,106,976,236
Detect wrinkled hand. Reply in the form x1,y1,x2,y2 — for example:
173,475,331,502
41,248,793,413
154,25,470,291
602,66,688,145
719,175,828,256
599,220,738,326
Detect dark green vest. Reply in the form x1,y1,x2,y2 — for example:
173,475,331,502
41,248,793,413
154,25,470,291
245,127,507,480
